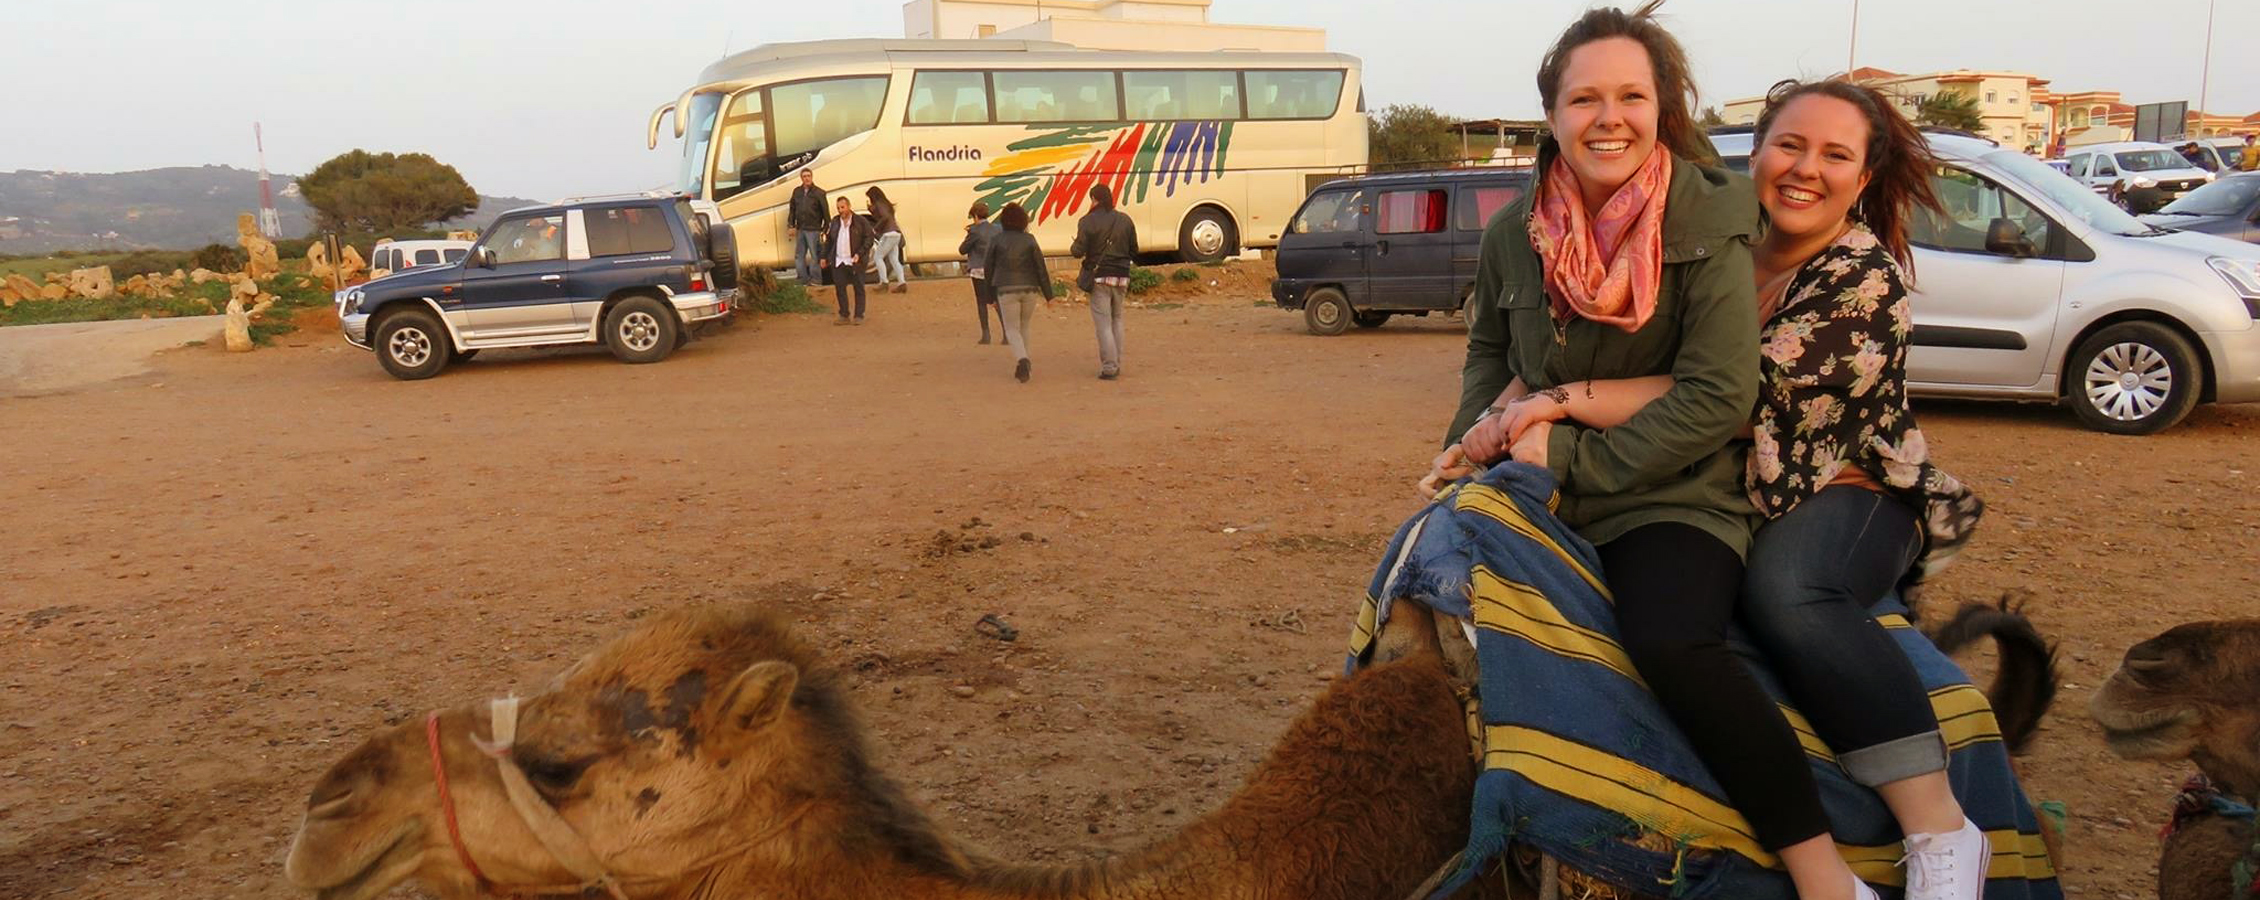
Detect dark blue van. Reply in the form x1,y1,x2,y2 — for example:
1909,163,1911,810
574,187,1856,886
1270,168,1532,335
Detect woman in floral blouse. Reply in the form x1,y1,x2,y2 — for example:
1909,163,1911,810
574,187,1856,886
1476,78,1992,900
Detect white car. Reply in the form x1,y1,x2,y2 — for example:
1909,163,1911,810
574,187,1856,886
2060,141,2214,214
1715,129,2260,435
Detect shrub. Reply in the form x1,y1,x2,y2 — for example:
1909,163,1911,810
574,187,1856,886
1050,278,1072,297
752,281,824,315
1127,267,1162,295
1170,267,1200,282
191,243,246,272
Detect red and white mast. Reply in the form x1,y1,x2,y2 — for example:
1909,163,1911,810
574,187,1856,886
255,122,281,238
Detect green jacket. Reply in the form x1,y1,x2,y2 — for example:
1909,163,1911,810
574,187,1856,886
1449,139,1763,557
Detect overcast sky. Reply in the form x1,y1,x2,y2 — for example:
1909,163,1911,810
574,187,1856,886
3,0,2251,201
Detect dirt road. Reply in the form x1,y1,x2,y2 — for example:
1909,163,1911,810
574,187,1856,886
1,273,2250,898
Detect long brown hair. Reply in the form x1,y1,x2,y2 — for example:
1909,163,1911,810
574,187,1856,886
1534,1,1714,165
1754,77,1943,271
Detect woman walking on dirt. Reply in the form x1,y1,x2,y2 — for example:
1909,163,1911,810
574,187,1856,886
981,202,1053,382
960,201,1003,344
1417,5,1885,900
867,186,908,294
1475,78,1995,900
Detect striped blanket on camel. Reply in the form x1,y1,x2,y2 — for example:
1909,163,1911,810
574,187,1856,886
1344,462,2062,899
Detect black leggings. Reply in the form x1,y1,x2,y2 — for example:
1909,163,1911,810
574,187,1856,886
1599,522,1831,851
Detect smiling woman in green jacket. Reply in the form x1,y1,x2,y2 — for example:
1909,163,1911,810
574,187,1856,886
1414,6,1884,900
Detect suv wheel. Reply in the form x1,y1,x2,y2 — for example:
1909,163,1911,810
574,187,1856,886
2068,321,2200,435
706,223,738,291
1303,287,1352,336
1177,207,1237,264
605,296,681,364
375,308,450,380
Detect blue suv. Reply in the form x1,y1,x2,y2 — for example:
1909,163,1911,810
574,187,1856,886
338,193,737,379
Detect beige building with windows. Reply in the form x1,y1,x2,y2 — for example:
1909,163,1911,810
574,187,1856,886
901,0,1325,52
1722,67,2058,154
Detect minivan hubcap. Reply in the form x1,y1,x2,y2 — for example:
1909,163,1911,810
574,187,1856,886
1313,302,1341,328
620,312,661,352
2085,342,2171,422
389,328,432,367
1189,219,1225,257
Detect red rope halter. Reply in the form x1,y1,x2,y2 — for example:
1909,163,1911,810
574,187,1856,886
427,711,497,894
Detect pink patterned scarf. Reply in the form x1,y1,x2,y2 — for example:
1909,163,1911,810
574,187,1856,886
1528,148,1671,332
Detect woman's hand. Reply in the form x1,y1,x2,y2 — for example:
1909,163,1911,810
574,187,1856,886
1509,421,1553,468
1496,389,1569,447
1418,444,1478,498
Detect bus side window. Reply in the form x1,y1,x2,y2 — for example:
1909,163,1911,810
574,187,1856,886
909,71,988,125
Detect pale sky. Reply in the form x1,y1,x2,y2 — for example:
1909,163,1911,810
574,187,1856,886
2,0,2251,201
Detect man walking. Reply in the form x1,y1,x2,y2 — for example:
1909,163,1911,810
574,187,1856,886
1069,184,1137,380
788,169,828,284
820,196,876,325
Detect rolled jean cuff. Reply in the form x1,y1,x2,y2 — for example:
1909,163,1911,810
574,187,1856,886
1837,730,1948,786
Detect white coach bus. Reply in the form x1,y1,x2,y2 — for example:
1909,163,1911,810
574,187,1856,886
648,39,1367,267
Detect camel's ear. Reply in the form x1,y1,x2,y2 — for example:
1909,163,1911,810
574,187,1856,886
718,661,799,736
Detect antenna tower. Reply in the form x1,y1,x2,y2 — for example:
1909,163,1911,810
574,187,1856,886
255,123,281,239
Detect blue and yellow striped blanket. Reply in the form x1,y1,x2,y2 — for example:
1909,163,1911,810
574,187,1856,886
1345,463,2062,899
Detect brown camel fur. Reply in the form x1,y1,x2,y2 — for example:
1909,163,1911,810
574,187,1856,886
2089,618,2260,900
286,606,1475,900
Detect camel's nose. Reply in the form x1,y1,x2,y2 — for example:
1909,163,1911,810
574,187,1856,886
304,740,392,819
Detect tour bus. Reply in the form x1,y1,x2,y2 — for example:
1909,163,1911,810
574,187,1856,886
647,39,1367,269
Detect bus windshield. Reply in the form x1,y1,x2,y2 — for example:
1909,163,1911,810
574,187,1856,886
677,92,726,197
694,75,890,202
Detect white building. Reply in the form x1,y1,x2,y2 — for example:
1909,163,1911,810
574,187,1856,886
902,0,1325,52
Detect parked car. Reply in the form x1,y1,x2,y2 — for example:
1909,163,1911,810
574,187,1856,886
337,192,738,380
1271,168,1533,335
1713,128,2260,434
2140,172,2260,244
367,238,471,274
2060,141,2214,214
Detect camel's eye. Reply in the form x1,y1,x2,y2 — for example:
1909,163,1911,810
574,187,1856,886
520,755,593,795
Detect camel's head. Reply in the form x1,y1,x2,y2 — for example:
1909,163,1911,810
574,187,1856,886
2089,618,2260,797
285,607,835,900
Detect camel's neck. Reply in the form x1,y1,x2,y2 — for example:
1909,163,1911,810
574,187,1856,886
651,848,1172,900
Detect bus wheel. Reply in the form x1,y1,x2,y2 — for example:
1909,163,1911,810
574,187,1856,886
1178,207,1237,264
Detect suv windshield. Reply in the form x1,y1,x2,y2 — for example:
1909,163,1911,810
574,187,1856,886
1983,149,2155,236
2115,149,2188,173
2155,174,2260,217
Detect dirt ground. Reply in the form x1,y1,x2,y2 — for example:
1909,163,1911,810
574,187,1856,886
2,265,2252,900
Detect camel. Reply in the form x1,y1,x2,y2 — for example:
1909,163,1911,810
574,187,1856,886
2089,618,2260,900
285,605,1477,900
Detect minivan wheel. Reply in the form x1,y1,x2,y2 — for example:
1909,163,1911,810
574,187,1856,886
605,296,681,364
2068,321,2200,435
375,308,450,380
1177,207,1237,264
1303,287,1352,336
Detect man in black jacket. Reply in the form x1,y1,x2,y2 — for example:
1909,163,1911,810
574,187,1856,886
820,196,877,325
788,169,828,284
1069,184,1137,379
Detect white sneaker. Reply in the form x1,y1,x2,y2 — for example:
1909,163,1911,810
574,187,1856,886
1902,818,1989,900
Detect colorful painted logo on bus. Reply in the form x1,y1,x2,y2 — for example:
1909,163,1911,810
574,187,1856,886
971,120,1235,224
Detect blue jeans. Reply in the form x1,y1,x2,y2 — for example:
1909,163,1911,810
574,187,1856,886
794,229,823,283
873,231,905,286
1742,485,1946,786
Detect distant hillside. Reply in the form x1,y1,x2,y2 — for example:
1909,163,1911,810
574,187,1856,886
0,165,539,254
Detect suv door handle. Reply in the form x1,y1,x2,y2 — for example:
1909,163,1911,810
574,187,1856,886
540,274,564,282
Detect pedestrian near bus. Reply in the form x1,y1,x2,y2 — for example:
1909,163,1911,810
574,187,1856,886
788,169,828,284
982,202,1052,382
867,186,909,293
820,196,876,325
1069,184,1137,380
959,201,1004,343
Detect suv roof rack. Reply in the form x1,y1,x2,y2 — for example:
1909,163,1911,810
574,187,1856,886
551,189,686,205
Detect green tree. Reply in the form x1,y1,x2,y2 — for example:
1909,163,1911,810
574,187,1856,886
1368,104,1469,171
1916,91,1985,133
1697,105,1728,129
297,150,479,234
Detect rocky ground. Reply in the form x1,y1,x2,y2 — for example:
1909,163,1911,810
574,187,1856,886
1,266,2249,899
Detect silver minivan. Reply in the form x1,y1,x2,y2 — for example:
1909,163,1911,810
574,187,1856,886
1716,130,2260,435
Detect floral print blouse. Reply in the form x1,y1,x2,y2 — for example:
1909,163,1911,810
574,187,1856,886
1749,223,1983,581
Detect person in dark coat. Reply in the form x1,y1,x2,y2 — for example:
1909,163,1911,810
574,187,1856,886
958,201,1004,344
820,196,876,325
867,186,908,293
788,169,828,285
980,202,1054,382
1069,184,1137,379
